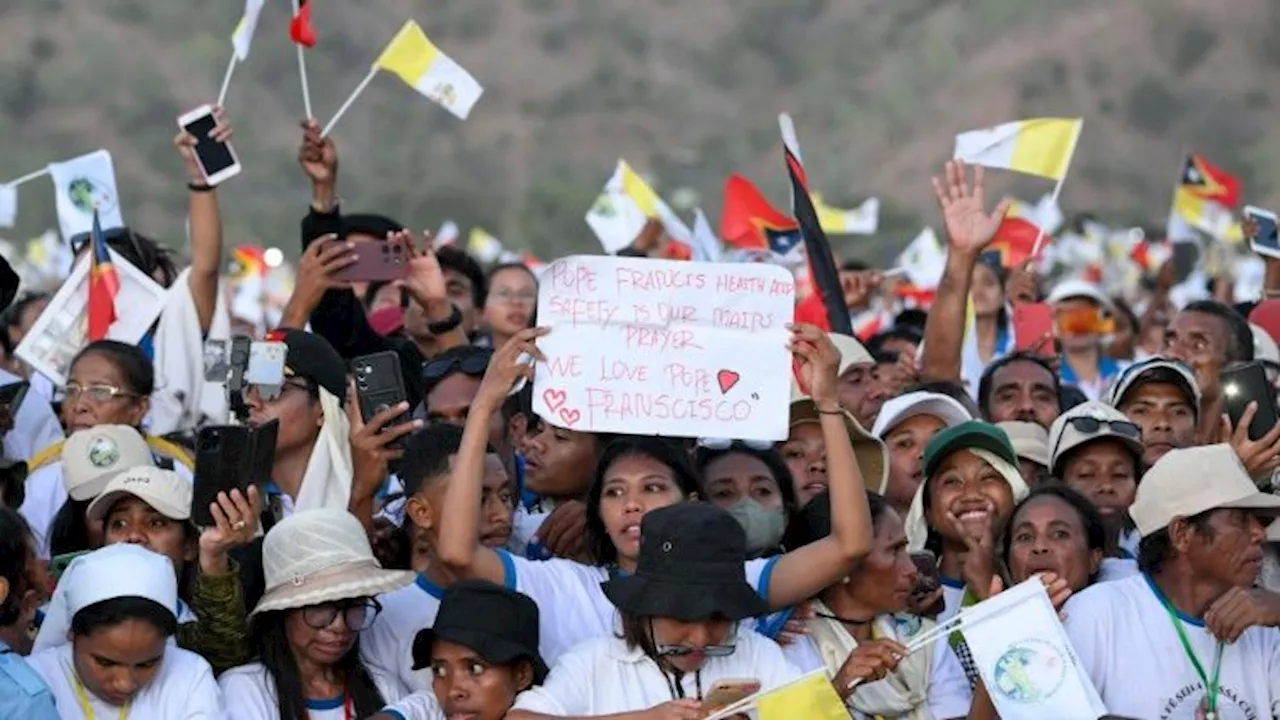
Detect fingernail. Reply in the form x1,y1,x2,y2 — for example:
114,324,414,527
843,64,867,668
413,419,424,427
397,401,409,409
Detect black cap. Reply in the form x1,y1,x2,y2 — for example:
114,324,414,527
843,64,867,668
263,328,347,400
600,503,769,622
410,580,548,683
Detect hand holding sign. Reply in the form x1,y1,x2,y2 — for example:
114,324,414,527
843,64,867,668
788,323,840,410
477,327,547,416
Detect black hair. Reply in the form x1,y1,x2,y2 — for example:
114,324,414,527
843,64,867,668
108,229,178,289
866,327,923,356
1001,484,1106,575
977,351,1063,419
0,508,33,626
0,462,27,509
1137,508,1215,575
435,246,488,309
615,247,648,258
904,380,982,418
1058,385,1089,412
694,443,799,517
252,610,386,720
422,344,492,398
502,382,534,427
871,350,899,365
49,498,94,558
71,596,178,638
362,281,392,310
893,309,928,333
783,489,889,550
398,424,496,497
70,340,155,396
840,259,870,273
586,436,701,566
485,262,537,291
1,292,51,354
1182,300,1254,364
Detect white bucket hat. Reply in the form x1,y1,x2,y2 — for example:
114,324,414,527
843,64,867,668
251,508,414,617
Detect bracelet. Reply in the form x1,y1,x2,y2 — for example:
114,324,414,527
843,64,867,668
816,406,843,415
187,181,214,193
426,303,463,334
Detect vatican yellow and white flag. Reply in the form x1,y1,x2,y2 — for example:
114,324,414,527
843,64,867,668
814,194,879,235
585,160,691,254
468,227,504,264
953,118,1082,181
374,20,483,120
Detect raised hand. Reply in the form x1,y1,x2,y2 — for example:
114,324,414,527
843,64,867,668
930,160,1011,255
789,323,840,409
392,229,447,303
298,118,338,188
476,327,548,414
197,486,261,575
175,106,233,184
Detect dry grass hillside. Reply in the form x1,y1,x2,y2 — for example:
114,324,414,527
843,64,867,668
1,0,1278,264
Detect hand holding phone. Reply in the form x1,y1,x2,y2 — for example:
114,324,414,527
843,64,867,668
703,679,761,711
1245,205,1280,260
1221,362,1280,443
176,105,241,186
331,236,411,283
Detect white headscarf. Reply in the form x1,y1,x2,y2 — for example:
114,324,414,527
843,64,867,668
294,386,354,512
904,447,1030,553
33,544,178,653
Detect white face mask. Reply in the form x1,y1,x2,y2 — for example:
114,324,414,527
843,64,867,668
725,499,787,557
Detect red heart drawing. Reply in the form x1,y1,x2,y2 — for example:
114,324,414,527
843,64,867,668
559,408,581,426
716,369,740,394
543,388,567,413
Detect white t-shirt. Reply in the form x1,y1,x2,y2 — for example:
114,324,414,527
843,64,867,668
27,643,223,719
510,503,553,560
20,458,195,559
938,576,966,623
379,691,445,720
218,661,407,719
1063,573,1280,719
511,631,799,715
361,575,445,693
1096,556,1139,583
498,550,780,665
783,623,972,719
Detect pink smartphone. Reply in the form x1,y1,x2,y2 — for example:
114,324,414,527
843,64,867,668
331,237,411,283
1013,302,1055,355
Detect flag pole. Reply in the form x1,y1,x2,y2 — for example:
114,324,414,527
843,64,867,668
4,167,50,187
216,54,238,108
291,0,313,119
321,68,377,137
1029,119,1082,259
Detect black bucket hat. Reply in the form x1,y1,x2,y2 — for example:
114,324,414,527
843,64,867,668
410,580,549,683
601,503,768,622
263,328,348,401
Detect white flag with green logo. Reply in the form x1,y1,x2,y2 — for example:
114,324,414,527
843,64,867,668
46,150,124,240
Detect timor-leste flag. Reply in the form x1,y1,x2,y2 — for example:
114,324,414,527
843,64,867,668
87,210,119,341
780,114,852,336
719,174,801,255
1179,152,1240,208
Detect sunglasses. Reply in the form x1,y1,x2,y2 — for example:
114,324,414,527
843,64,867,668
301,598,382,631
656,642,737,659
1051,416,1142,463
422,350,492,381
69,226,141,258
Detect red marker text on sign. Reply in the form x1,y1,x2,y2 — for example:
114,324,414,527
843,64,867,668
545,355,582,379
615,268,707,292
545,296,622,327
585,388,753,423
711,309,774,332
624,327,703,351
717,274,767,294
769,280,796,296
663,363,712,396
598,356,648,383
548,262,598,294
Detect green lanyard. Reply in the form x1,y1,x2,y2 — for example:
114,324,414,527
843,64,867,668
1155,587,1224,717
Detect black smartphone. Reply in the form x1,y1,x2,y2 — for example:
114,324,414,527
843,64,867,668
1222,362,1279,442
353,351,411,447
192,420,278,527
0,380,29,414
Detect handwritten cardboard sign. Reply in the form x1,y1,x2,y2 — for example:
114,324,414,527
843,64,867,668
533,255,795,441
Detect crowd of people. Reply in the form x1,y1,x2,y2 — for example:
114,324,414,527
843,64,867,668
0,106,1279,720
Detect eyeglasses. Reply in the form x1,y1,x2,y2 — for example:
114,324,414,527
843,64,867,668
657,642,737,658
489,289,537,305
63,383,138,404
300,598,382,631
697,438,774,451
422,350,493,382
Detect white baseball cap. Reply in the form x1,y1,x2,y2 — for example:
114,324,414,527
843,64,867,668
62,425,155,502
86,466,192,525
871,391,972,439
1129,444,1280,538
1046,279,1112,310
1046,401,1144,476
997,421,1050,468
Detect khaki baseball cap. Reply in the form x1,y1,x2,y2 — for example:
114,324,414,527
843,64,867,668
1046,401,1143,476
997,421,1050,468
788,397,888,494
1104,357,1200,416
1129,444,1280,538
828,333,874,375
86,466,192,524
62,425,155,502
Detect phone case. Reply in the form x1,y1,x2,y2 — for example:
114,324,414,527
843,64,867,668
353,352,411,445
1222,362,1278,442
192,420,278,527
332,238,411,282
1013,303,1055,353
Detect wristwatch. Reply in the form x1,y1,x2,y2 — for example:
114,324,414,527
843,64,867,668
426,303,462,334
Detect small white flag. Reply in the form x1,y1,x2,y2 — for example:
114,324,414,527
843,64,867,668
0,185,16,227
231,0,266,61
814,194,880,235
961,579,1106,719
46,150,124,240
895,228,945,289
434,220,460,248
690,209,722,263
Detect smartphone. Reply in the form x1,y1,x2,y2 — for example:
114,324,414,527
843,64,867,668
703,679,761,711
1222,362,1280,442
332,237,411,283
192,420,278,527
1245,205,1280,260
176,104,241,186
353,352,411,446
1013,303,1055,355
0,380,30,415
245,341,288,387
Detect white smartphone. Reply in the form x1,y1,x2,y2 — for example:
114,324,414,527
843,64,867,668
1245,205,1280,260
176,104,241,186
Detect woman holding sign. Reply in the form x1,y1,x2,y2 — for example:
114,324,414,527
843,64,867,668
436,323,876,667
